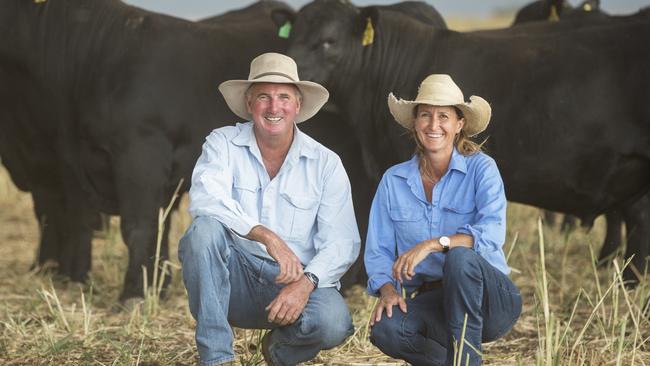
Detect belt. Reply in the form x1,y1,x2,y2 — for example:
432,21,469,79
415,280,443,296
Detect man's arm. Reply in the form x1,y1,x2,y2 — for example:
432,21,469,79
246,225,303,284
303,157,361,286
188,131,259,236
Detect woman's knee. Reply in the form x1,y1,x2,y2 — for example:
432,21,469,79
369,315,404,355
443,247,482,281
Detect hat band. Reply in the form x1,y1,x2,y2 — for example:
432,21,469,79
252,72,296,82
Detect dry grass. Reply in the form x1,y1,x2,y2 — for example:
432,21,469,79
1,158,649,365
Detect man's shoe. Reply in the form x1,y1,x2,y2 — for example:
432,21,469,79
261,331,277,366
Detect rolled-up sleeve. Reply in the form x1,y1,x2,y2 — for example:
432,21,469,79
305,157,361,287
188,131,260,236
364,175,398,297
456,158,507,254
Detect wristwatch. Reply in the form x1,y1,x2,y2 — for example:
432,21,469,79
304,272,319,288
439,236,450,253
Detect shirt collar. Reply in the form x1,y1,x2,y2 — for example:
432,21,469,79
395,147,468,181
448,147,468,174
231,121,317,160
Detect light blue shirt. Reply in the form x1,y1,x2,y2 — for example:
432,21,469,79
365,148,509,296
189,122,361,288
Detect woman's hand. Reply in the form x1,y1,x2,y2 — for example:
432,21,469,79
392,240,436,283
371,283,407,325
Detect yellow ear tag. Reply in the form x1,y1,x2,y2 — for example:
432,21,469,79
583,3,593,11
34,0,47,3
548,5,560,22
362,17,374,46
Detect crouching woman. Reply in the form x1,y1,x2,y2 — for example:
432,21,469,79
365,74,522,366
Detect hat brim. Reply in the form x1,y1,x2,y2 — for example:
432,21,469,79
218,75,329,123
387,93,491,137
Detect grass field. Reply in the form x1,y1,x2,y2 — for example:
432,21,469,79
1,157,649,366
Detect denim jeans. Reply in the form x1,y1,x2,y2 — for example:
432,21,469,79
178,216,354,366
369,247,522,366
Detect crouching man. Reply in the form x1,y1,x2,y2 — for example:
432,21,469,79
179,53,361,366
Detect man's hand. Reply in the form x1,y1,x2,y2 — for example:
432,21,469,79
371,283,407,326
247,225,303,284
265,276,314,326
392,240,436,283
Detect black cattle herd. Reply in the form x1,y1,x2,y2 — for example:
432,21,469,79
1,0,649,302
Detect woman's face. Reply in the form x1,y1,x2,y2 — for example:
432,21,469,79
414,105,464,156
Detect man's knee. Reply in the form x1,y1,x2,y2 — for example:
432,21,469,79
322,311,353,349
179,216,230,262
302,292,354,349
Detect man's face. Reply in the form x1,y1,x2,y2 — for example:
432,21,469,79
246,83,301,141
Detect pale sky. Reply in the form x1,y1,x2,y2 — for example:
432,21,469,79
123,0,649,21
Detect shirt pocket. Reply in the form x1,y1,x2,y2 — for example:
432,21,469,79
232,176,260,208
279,192,319,241
389,206,427,250
441,202,476,234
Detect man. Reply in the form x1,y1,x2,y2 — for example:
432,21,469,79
179,53,361,366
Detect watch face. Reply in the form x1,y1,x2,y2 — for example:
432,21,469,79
440,236,450,247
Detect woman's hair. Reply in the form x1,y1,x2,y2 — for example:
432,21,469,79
412,105,482,158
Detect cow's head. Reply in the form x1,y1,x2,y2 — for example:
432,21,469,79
287,0,373,90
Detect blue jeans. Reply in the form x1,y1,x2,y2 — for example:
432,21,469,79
178,216,354,366
370,247,521,366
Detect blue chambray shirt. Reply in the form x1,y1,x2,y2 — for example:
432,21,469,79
365,148,509,296
188,122,361,288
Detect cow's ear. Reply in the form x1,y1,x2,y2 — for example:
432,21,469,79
549,0,570,16
357,6,379,47
271,9,295,38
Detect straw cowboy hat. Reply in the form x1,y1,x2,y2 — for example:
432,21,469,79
387,74,491,136
218,52,329,123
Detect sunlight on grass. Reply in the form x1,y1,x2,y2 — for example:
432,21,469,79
2,166,650,365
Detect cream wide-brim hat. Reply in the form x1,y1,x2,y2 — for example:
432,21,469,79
387,74,491,136
218,52,329,123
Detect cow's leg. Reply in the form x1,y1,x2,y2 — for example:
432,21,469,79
559,215,578,232
53,162,95,283
621,194,650,285
57,194,94,283
114,141,174,301
598,211,623,265
31,187,64,269
543,210,557,226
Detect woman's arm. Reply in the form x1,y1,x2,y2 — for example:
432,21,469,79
365,175,399,296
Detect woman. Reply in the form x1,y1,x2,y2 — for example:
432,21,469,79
365,74,521,366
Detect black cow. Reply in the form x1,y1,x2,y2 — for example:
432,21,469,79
0,0,292,300
513,0,607,25
199,0,291,25
513,0,626,264
287,0,650,283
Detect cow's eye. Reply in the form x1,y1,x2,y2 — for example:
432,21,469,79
322,41,332,51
